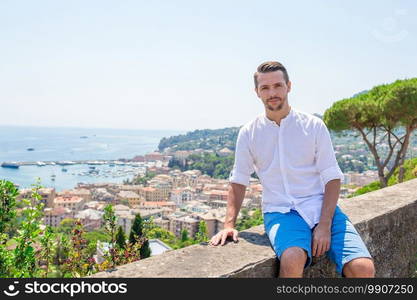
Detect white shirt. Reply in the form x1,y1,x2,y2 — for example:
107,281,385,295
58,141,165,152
229,107,344,228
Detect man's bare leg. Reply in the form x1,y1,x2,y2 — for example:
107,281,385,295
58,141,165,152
279,246,307,278
343,257,375,277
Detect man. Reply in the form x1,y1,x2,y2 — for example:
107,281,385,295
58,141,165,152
210,61,375,278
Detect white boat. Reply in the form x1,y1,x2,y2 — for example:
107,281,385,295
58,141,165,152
37,161,46,166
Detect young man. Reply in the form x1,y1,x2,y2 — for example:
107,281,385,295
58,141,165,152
210,61,375,278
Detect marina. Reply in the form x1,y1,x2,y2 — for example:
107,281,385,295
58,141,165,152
1,159,145,168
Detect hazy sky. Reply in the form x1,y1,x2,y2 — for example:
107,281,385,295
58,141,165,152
1,0,416,131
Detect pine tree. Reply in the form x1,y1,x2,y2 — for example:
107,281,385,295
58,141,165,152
129,214,143,244
180,229,189,243
140,239,151,259
116,226,126,249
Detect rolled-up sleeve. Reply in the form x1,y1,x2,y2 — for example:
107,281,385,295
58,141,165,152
229,127,255,186
315,120,344,186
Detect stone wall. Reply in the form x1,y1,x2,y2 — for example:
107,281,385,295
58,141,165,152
91,178,417,278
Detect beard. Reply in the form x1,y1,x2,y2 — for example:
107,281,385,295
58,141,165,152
265,96,286,111
267,102,284,111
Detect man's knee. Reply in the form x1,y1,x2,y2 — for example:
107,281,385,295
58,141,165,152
343,257,375,278
279,247,307,277
279,247,307,276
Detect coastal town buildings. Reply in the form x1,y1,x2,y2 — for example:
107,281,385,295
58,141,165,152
43,206,73,227
54,195,85,212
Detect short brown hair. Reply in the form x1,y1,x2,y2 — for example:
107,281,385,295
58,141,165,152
254,61,289,88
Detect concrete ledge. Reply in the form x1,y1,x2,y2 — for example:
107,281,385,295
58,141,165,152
91,178,417,278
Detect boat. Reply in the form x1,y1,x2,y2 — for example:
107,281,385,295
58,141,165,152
1,162,20,169
27,148,35,151
37,161,46,166
80,136,88,139
58,161,76,166
62,168,68,172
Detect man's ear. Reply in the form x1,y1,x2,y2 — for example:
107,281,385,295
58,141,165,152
287,80,292,93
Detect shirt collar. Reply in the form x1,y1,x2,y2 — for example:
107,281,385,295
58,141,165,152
263,106,294,127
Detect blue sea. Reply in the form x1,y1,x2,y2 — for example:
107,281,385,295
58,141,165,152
0,126,184,191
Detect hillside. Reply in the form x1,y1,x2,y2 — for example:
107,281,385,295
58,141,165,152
158,127,239,152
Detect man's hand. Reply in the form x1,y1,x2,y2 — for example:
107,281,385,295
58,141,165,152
312,223,331,257
209,228,239,246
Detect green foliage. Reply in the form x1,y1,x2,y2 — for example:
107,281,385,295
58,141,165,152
126,213,151,259
158,127,239,152
129,214,143,244
180,229,189,242
0,180,18,234
13,181,45,277
349,157,417,197
102,204,117,267
143,218,178,248
348,181,382,198
116,226,126,249
195,221,208,243
57,218,77,234
143,218,204,250
61,221,96,277
0,180,47,277
324,78,417,187
170,152,236,179
387,157,417,185
132,171,157,186
38,226,56,278
235,208,264,231
140,239,151,259
83,228,110,244
0,180,154,278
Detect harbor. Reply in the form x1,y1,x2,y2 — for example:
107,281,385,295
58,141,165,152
1,159,145,168
0,159,157,191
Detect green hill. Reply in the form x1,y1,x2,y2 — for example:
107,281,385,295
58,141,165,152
158,127,239,152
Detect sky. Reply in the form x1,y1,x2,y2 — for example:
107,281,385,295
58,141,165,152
0,0,416,131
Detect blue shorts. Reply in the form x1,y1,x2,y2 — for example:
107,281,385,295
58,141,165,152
263,206,372,275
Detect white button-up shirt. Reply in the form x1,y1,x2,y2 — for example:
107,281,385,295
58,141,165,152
229,107,344,228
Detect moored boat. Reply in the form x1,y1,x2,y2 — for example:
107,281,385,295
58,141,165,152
1,162,20,169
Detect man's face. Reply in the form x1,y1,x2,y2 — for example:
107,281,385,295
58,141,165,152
255,70,291,112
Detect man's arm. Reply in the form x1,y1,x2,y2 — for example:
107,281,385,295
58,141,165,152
210,183,246,246
313,120,344,257
312,179,341,257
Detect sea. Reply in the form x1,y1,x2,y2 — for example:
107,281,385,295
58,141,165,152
0,126,184,191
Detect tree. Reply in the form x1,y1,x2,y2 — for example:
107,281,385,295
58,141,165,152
324,78,417,187
103,204,117,267
0,180,18,235
38,226,56,278
140,239,151,259
116,226,126,249
195,221,208,243
129,214,143,244
129,213,151,259
181,229,189,243
58,218,77,234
